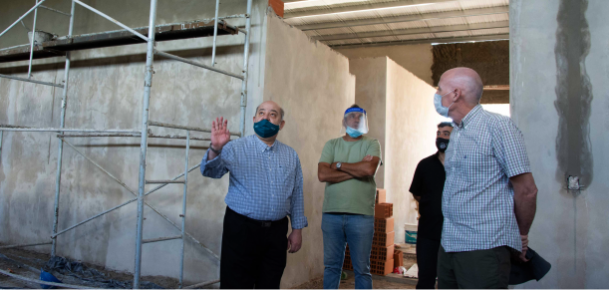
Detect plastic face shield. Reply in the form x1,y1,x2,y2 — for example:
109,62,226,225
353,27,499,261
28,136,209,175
342,107,369,135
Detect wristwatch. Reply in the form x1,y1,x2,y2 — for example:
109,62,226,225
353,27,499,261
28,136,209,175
209,143,222,155
336,162,342,170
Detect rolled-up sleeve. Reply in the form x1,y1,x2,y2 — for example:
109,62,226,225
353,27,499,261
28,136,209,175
200,142,233,178
289,156,308,229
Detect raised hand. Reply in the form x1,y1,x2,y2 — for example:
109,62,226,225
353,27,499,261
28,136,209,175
211,117,231,151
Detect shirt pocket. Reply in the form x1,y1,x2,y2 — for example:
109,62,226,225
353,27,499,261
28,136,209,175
462,136,495,183
277,159,297,193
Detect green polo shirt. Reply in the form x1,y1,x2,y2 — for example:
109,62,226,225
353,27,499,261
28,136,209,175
319,136,382,216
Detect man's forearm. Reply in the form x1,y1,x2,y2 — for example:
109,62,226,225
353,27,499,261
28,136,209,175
337,160,378,178
514,194,536,235
319,167,354,183
512,173,538,235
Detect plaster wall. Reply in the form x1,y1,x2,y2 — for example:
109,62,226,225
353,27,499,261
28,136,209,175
335,44,434,86
384,58,443,243
262,14,356,288
510,0,609,288
0,0,269,285
349,57,387,188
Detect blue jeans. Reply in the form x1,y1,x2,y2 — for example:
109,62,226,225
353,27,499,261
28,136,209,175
322,213,374,289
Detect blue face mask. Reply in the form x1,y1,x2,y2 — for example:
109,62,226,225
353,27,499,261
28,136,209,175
254,119,280,138
434,92,453,117
346,126,363,138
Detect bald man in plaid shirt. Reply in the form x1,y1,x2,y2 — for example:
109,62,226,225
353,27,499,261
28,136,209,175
432,67,538,289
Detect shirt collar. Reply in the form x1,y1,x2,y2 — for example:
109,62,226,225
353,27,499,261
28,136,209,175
253,135,277,152
454,104,482,129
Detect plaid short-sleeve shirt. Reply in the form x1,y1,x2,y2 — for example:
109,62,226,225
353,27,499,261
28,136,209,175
441,105,531,252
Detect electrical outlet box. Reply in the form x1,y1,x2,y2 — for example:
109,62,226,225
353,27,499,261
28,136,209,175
568,175,580,190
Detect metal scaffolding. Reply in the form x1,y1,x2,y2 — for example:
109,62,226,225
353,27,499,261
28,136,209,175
0,0,253,288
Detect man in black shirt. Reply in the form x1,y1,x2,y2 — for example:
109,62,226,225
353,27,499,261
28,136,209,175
409,122,453,289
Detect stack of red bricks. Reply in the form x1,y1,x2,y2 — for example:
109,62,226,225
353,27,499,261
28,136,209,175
343,189,397,276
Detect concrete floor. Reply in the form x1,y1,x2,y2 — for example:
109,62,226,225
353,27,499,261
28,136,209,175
334,277,415,290
0,246,184,289
0,246,416,290
292,271,417,289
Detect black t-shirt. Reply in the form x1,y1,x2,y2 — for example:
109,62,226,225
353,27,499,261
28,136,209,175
409,152,446,241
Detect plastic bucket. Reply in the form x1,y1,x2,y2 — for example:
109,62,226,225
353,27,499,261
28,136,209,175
404,223,418,244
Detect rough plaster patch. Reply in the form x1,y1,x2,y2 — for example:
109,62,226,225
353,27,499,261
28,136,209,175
554,0,593,190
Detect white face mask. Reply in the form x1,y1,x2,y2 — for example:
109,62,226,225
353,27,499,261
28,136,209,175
434,92,454,117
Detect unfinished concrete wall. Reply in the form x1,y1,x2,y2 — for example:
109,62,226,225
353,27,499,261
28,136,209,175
335,44,433,86
0,2,358,287
384,58,443,243
510,0,609,288
349,57,387,188
0,0,270,285
262,14,356,288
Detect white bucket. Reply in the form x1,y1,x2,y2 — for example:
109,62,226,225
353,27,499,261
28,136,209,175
404,223,418,244
28,31,54,45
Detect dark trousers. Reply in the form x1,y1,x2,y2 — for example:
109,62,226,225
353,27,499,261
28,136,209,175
416,236,441,289
437,246,511,289
220,207,288,289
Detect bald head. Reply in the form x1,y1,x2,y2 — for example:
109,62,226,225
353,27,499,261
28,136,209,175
255,101,285,124
439,67,483,105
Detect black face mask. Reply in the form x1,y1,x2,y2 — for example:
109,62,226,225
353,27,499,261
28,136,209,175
436,137,450,153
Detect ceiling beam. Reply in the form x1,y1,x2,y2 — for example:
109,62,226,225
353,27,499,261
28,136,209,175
284,0,453,18
313,20,509,41
327,33,509,48
295,6,508,31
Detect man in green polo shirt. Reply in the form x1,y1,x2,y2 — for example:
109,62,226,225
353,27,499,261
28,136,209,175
318,104,382,289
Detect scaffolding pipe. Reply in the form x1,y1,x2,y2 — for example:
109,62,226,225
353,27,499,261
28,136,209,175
149,120,212,133
73,0,149,42
51,0,75,258
57,133,212,142
0,0,47,39
134,0,158,287
239,0,253,137
154,50,244,80
142,235,182,244
178,131,190,288
211,0,220,67
145,180,185,184
0,242,51,249
0,74,64,88
27,0,39,78
47,159,219,261
51,164,199,239
149,120,240,136
58,133,142,138
0,131,3,162
60,140,209,247
39,5,72,16
62,140,138,201
0,126,140,134
0,269,94,289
